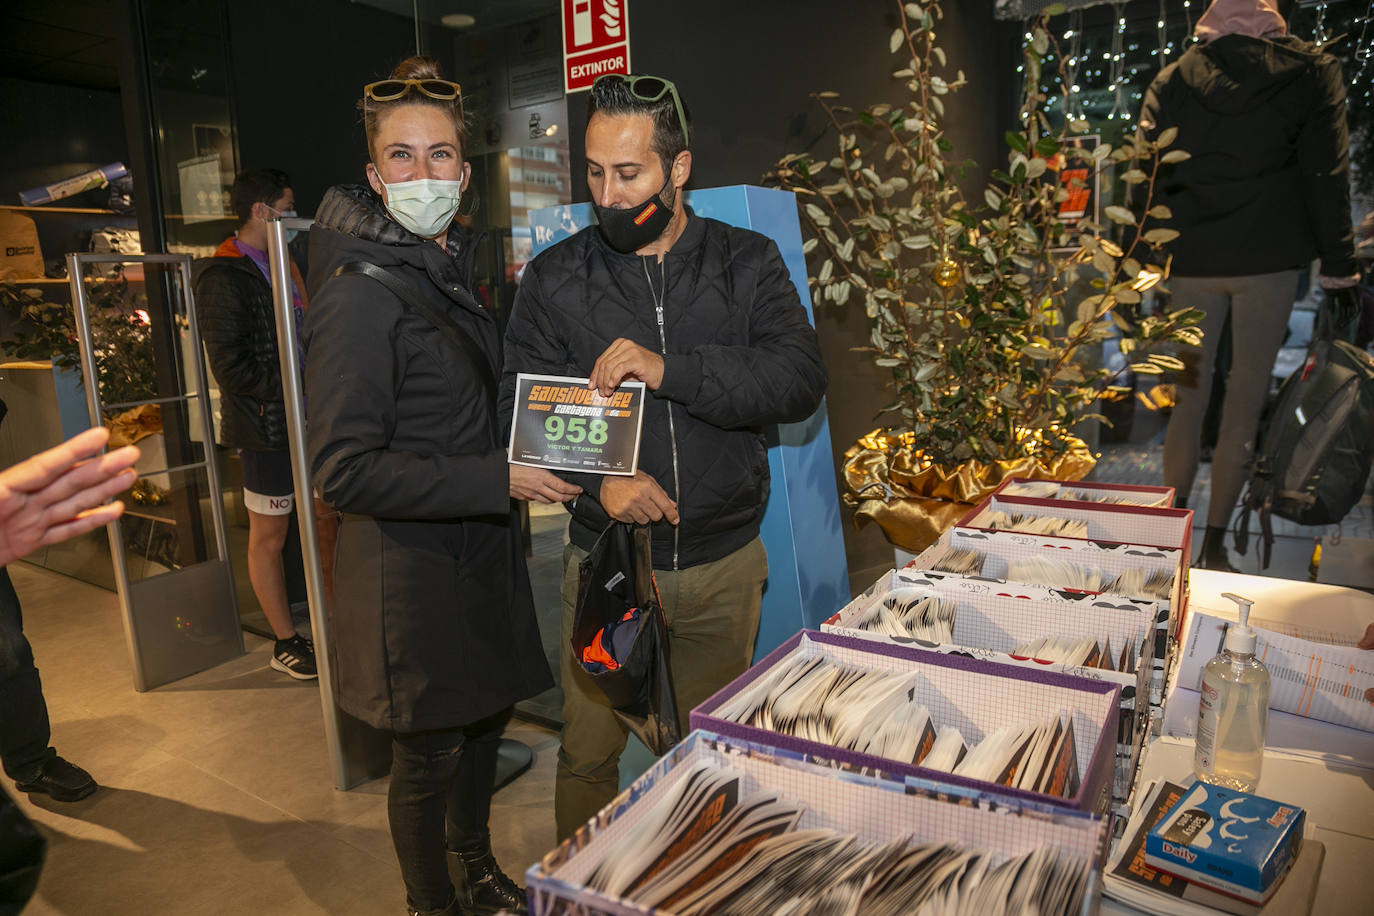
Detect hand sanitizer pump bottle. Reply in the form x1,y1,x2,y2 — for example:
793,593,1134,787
1194,592,1271,791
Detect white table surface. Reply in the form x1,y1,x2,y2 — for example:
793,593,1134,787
1102,569,1374,916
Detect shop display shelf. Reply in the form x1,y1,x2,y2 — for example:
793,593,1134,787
0,204,120,215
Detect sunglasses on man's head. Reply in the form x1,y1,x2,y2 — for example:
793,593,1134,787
363,78,464,115
593,74,689,148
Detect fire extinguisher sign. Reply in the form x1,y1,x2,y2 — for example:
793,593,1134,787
562,0,630,93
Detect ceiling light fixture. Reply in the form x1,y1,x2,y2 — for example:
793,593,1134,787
440,12,476,29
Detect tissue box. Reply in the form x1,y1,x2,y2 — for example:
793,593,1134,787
527,730,1108,916
691,630,1120,815
1144,782,1305,905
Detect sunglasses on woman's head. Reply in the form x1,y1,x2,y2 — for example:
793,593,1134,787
363,78,464,115
593,74,689,148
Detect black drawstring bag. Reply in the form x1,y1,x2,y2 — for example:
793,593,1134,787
570,523,681,755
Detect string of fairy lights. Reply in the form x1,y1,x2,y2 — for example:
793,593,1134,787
1107,3,1129,121
1064,10,1086,121
1353,0,1374,106
1011,0,1373,133
1314,0,1331,42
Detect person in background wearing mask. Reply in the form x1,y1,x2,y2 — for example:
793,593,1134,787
1138,0,1358,569
193,169,318,679
500,73,828,840
304,56,561,916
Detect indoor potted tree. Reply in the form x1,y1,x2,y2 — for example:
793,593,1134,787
767,0,1202,550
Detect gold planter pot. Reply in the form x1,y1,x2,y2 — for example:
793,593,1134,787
842,429,1096,552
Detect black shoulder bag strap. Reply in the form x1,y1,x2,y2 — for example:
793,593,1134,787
331,260,498,433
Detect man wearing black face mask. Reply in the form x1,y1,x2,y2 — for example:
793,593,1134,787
500,73,827,839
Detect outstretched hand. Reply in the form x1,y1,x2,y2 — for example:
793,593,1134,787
0,427,139,567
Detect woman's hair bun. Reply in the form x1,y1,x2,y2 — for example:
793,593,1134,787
390,56,443,81
361,54,467,159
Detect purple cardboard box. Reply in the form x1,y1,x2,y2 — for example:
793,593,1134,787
526,730,1108,916
691,630,1120,817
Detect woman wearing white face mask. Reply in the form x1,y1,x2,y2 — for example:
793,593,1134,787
302,56,573,916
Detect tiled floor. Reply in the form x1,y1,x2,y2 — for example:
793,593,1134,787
8,561,559,916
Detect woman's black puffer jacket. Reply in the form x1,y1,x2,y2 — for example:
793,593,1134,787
302,184,552,732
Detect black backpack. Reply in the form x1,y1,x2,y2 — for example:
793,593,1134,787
1236,313,1374,568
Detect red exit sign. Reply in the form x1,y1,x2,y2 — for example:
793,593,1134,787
562,0,630,93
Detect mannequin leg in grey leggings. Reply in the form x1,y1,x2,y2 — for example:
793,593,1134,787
1163,270,1300,528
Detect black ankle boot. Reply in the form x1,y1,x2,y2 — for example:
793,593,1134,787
406,892,466,916
454,845,527,915
1195,525,1237,573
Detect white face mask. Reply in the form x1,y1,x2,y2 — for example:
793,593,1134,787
378,177,464,239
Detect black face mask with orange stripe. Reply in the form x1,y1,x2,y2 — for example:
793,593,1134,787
593,175,674,253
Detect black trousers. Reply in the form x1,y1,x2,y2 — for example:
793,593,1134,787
0,568,54,783
0,784,46,913
388,705,512,913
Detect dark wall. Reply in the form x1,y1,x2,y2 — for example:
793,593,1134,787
0,77,134,275
228,0,438,216
568,1,1002,200
222,0,1016,588
565,0,1009,582
0,77,129,205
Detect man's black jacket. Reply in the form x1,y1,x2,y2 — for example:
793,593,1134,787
1140,34,1355,278
500,210,827,570
193,246,288,451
